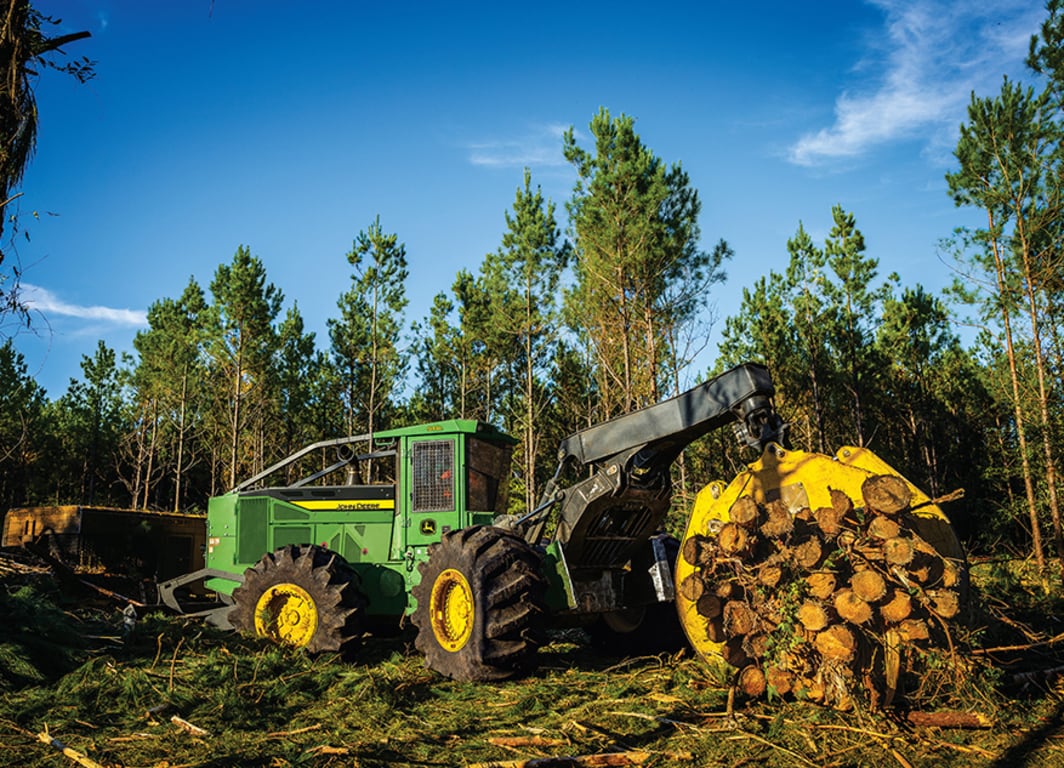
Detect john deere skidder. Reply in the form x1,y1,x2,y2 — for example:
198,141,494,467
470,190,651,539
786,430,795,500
159,363,965,686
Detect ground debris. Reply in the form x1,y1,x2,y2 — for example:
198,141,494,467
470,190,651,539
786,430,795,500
170,715,208,737
36,727,106,768
467,750,655,767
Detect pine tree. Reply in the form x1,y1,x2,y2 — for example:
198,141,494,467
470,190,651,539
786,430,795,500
207,245,283,490
487,169,569,512
564,107,724,415
329,217,408,436
0,339,45,506
947,78,1064,575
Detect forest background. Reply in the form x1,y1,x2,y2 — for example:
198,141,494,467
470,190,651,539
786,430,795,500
3,1,1064,574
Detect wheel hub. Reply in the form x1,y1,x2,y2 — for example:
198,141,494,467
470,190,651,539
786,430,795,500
254,582,318,647
430,568,474,652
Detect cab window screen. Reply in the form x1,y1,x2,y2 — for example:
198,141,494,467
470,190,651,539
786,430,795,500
412,440,454,511
467,438,512,513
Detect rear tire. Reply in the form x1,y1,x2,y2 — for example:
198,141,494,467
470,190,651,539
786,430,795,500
229,545,364,654
411,526,546,681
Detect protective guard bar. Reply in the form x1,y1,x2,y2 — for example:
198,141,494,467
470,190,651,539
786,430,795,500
231,433,374,493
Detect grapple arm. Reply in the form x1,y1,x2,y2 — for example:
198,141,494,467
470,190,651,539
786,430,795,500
528,363,785,569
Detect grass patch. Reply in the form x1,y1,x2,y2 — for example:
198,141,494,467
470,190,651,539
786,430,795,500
0,566,1061,767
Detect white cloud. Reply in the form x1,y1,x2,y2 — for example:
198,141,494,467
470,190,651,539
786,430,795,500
22,283,147,327
468,123,572,168
789,0,1044,166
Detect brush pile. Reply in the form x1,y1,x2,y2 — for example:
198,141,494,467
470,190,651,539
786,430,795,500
679,474,964,708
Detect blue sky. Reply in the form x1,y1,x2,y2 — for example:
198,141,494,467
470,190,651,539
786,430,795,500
7,0,1045,398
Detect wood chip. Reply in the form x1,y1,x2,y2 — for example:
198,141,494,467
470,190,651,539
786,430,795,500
171,715,209,737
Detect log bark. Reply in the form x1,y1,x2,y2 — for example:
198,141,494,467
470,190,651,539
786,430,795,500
904,710,993,729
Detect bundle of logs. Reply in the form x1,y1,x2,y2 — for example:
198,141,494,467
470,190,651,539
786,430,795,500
679,475,963,709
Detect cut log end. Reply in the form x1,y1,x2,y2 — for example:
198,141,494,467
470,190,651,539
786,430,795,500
815,625,856,662
738,665,767,698
797,600,830,632
759,500,794,538
729,495,761,528
850,569,887,603
834,589,873,624
862,475,912,515
806,571,837,600
879,589,913,623
718,522,751,555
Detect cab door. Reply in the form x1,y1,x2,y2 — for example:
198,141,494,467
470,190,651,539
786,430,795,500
403,436,462,549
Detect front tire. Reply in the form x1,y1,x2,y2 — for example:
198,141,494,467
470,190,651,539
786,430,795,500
411,526,546,681
229,545,364,654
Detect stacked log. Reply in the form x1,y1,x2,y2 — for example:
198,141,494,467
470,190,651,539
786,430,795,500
681,474,963,708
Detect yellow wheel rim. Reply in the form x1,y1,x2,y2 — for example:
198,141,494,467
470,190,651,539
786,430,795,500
430,568,474,652
254,582,318,648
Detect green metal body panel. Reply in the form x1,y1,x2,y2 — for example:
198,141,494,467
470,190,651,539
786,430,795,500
205,420,515,618
542,540,577,611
